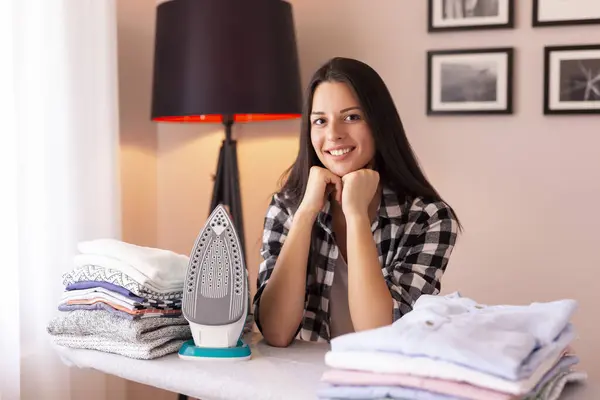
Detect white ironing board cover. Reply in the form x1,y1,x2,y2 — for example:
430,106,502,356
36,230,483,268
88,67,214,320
54,333,328,400
53,332,597,400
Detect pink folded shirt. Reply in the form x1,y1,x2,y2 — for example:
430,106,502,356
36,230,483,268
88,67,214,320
321,369,516,400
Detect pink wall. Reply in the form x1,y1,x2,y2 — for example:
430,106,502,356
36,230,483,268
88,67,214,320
290,0,600,379
118,0,600,383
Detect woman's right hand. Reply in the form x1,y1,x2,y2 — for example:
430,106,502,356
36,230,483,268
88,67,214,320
298,166,343,216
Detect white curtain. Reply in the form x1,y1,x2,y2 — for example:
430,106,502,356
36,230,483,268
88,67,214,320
1,1,125,399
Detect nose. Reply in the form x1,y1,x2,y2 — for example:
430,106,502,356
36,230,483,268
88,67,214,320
324,120,344,142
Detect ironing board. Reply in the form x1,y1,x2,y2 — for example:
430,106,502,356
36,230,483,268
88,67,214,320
54,333,597,400
55,332,328,400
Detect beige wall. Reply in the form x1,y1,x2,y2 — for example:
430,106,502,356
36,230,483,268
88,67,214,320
117,0,158,248
119,0,600,387
117,0,175,398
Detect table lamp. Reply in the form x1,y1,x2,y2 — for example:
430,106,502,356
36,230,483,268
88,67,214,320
151,0,302,256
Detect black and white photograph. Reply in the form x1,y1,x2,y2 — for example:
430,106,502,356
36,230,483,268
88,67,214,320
533,0,600,27
428,0,514,32
427,48,513,115
544,45,600,114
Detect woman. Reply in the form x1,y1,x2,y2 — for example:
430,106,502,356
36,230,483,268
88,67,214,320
253,57,461,347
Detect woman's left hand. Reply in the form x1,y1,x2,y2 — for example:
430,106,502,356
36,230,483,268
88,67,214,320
341,169,380,217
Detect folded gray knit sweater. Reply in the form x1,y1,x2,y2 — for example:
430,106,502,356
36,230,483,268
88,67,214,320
48,310,192,359
50,334,186,360
47,310,191,342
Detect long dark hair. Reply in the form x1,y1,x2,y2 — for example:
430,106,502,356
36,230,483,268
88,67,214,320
278,57,461,230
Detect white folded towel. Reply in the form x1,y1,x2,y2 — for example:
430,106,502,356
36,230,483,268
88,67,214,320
73,254,184,290
76,239,189,288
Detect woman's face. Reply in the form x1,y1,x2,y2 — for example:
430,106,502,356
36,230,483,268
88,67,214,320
310,81,376,177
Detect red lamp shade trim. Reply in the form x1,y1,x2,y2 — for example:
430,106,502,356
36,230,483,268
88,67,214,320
153,114,301,123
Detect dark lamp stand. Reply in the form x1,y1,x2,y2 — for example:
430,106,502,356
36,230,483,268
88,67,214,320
210,115,245,253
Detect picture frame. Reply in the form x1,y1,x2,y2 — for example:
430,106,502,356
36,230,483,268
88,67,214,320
427,47,514,115
543,44,600,115
533,0,600,27
428,0,515,32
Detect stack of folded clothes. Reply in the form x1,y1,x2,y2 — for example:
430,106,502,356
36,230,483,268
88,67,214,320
319,292,587,400
47,309,191,360
48,239,192,359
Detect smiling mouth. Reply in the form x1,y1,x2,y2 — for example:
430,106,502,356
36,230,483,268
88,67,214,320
326,147,355,156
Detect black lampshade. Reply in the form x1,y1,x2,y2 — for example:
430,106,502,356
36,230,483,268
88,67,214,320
151,0,303,123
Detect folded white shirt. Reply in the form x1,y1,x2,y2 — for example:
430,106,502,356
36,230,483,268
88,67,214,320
330,292,577,380
77,239,188,285
73,254,183,290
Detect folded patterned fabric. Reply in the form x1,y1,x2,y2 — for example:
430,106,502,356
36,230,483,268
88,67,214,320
50,334,185,360
60,287,181,311
62,265,183,300
47,309,190,342
330,292,577,381
74,254,183,290
63,298,182,317
66,280,181,308
77,239,188,285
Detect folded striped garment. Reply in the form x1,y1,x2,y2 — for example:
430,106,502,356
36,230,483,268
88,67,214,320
65,280,182,308
62,265,183,300
62,299,182,318
60,287,181,311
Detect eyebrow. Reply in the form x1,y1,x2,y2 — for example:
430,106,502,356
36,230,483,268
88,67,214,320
310,106,362,115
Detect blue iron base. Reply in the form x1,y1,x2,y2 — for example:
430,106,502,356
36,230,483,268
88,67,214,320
178,338,252,361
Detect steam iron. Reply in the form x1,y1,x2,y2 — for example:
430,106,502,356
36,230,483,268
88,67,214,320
178,204,252,361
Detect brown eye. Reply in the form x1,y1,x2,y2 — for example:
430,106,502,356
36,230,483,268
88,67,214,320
345,114,361,121
312,118,326,126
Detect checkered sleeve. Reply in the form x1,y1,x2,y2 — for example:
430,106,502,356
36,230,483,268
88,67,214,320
385,201,458,321
252,194,293,333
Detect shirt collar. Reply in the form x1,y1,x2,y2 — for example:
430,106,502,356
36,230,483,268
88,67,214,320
378,185,404,219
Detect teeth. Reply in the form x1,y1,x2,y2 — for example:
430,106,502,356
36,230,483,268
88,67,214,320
329,148,352,156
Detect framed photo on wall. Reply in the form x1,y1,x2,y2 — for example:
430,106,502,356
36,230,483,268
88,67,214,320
544,44,600,115
428,0,514,32
533,0,600,27
427,47,514,115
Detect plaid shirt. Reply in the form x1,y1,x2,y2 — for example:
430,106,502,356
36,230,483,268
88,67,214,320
253,186,458,343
